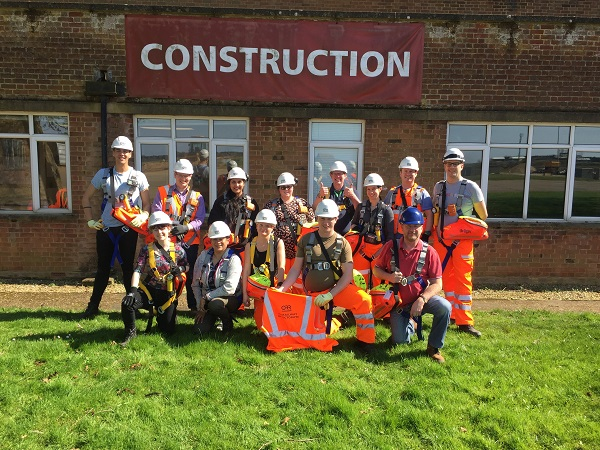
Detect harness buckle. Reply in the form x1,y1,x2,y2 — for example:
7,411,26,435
122,226,130,233
400,277,408,286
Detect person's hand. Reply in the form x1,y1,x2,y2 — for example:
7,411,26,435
421,231,431,243
87,219,103,230
195,308,206,324
171,266,185,276
242,293,251,308
130,211,149,227
314,291,333,307
318,182,329,199
171,224,188,236
410,295,425,318
122,287,139,307
391,270,404,284
343,183,355,200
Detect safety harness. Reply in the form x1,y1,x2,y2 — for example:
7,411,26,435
273,198,309,242
224,192,255,247
197,247,238,298
141,241,186,332
160,184,200,248
390,184,425,234
249,235,278,287
438,180,468,270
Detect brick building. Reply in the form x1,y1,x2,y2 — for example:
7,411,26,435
0,1,598,284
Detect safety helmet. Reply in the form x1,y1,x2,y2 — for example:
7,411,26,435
207,221,232,239
329,161,348,173
364,173,384,187
227,167,247,181
173,159,194,175
399,206,424,225
315,199,340,218
111,136,133,151
399,156,419,171
226,160,238,171
276,172,297,186
255,209,277,225
199,149,209,160
148,211,172,228
443,147,465,162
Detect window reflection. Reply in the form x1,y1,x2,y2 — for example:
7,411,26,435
140,143,169,201
528,148,567,219
38,142,68,209
0,138,31,210
572,151,600,217
487,148,526,218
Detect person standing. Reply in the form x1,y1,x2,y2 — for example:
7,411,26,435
384,156,434,242
264,172,315,271
373,207,451,362
277,199,375,351
192,148,210,200
119,211,189,346
312,161,360,235
152,159,206,313
81,136,150,319
432,148,488,337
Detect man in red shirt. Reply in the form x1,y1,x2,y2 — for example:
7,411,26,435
373,207,451,362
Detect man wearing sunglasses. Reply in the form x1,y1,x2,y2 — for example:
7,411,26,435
432,148,488,337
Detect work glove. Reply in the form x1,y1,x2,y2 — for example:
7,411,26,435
421,231,431,243
122,287,140,307
130,211,149,228
314,291,334,307
87,219,103,230
171,224,188,236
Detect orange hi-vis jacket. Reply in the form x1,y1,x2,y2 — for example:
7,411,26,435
157,185,202,247
261,289,338,352
389,183,428,235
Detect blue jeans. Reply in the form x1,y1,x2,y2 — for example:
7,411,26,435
389,295,451,349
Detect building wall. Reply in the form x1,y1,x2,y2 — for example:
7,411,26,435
0,4,598,283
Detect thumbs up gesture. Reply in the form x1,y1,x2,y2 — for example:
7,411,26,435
319,182,329,199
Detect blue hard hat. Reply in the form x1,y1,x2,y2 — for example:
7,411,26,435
400,207,424,225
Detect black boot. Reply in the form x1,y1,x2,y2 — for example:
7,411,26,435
80,302,99,319
119,328,137,347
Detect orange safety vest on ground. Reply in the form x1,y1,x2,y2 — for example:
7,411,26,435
261,289,338,352
157,185,202,246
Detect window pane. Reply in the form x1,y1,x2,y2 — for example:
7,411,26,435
313,147,359,202
38,141,68,209
33,116,68,135
0,138,31,210
461,150,483,186
0,115,29,134
175,119,209,138
490,125,529,144
528,148,567,219
177,141,209,199
532,126,570,145
487,148,526,218
137,118,172,137
140,143,169,201
311,122,362,141
216,145,244,199
574,126,600,145
572,151,600,217
213,120,246,139
447,125,486,144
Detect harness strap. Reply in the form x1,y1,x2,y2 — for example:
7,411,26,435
103,227,126,267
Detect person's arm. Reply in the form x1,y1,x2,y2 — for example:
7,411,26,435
130,271,141,289
140,188,151,214
344,184,360,208
150,189,163,213
410,277,443,318
474,201,488,221
311,182,328,210
279,256,303,292
241,243,252,306
206,254,242,299
81,183,98,222
329,261,353,297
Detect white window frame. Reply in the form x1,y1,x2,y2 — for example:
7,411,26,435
0,113,70,214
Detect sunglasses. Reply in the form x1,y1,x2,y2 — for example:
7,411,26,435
444,161,462,167
113,148,132,154
279,185,293,190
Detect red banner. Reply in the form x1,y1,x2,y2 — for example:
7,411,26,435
126,16,424,105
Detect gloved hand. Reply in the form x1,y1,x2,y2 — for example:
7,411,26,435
122,287,139,307
130,211,149,228
314,291,334,307
421,231,431,243
87,219,103,230
171,224,188,236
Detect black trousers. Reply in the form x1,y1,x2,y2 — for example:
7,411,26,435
194,296,242,334
122,285,177,334
182,243,199,310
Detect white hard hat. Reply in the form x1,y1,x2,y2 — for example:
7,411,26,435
363,173,384,187
329,161,348,173
207,221,232,239
315,199,340,218
276,172,297,186
443,148,465,162
148,211,172,228
174,159,194,175
399,156,419,171
255,209,277,225
227,167,247,181
199,149,209,160
111,136,133,151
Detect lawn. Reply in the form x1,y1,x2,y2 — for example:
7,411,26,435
0,308,598,449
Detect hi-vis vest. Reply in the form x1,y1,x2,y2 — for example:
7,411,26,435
157,184,201,246
389,184,427,234
261,289,338,352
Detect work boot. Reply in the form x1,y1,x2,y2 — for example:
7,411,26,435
458,324,482,338
354,340,375,355
80,304,99,320
119,328,137,347
426,345,445,363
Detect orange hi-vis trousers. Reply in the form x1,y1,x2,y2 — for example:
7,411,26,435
433,235,475,326
326,283,375,343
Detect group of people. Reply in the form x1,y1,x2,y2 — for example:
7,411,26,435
82,136,488,362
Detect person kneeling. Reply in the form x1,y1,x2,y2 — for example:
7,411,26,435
120,211,188,346
192,221,243,335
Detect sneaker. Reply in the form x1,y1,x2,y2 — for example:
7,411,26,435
426,345,445,363
80,306,99,320
458,324,482,338
119,328,137,347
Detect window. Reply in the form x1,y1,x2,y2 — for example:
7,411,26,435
448,123,600,221
0,113,70,213
309,121,364,203
135,117,248,211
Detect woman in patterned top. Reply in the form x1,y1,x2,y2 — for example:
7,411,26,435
263,172,315,271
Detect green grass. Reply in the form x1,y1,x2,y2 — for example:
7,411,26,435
0,309,598,449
